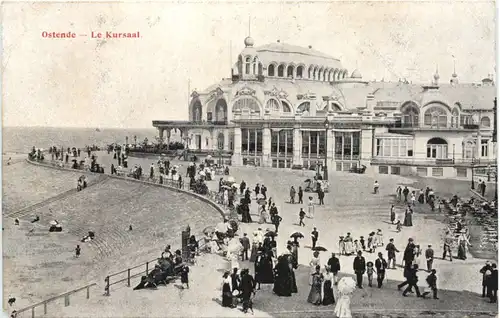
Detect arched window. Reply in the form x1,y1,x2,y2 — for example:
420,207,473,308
266,99,280,112
313,67,318,80
481,116,491,127
217,133,224,150
245,57,251,74
331,103,342,111
323,69,327,81
237,55,243,75
232,98,260,113
297,101,310,113
451,109,460,127
424,106,448,128
308,66,313,79
401,103,419,127
328,70,333,82
318,68,324,81
282,101,292,113
287,65,294,78
426,137,448,159
252,57,258,74
268,64,275,77
463,139,476,159
191,100,202,122
296,66,304,78
277,64,285,77
215,99,228,123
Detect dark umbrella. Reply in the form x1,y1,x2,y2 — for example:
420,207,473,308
290,232,305,239
312,246,328,252
264,231,277,237
304,179,312,182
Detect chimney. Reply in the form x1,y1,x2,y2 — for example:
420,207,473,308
366,94,375,112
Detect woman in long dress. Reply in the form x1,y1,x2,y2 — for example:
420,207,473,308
273,255,292,297
457,232,471,260
403,207,413,227
259,205,268,224
344,233,354,255
322,267,335,305
307,196,315,218
284,246,298,293
390,205,396,224
334,291,352,318
309,251,321,285
412,245,422,268
221,272,233,307
250,234,259,262
307,265,323,305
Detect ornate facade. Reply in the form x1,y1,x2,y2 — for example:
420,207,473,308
153,37,497,178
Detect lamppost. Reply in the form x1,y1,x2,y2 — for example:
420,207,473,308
324,118,330,181
452,144,455,163
471,155,475,190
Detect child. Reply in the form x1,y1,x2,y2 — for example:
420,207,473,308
367,232,375,253
75,245,81,258
359,236,366,251
366,261,374,287
299,208,306,227
396,220,402,233
376,229,384,247
338,236,345,255
354,239,360,253
181,265,190,289
436,197,442,213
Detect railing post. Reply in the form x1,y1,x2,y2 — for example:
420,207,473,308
64,295,70,307
86,286,90,299
31,307,35,318
145,261,149,274
44,302,47,314
104,276,110,296
127,269,131,287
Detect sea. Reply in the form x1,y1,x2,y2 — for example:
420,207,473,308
2,126,159,154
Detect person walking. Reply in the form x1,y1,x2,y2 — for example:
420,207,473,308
481,261,493,297
375,252,388,288
353,251,366,289
488,263,498,303
422,269,439,299
240,233,250,261
290,186,296,204
403,186,410,202
390,205,396,224
327,253,341,284
75,245,81,258
425,245,434,272
373,181,379,194
311,227,319,249
299,208,306,227
402,264,421,297
442,231,453,262
298,186,304,204
272,213,283,234
307,196,315,218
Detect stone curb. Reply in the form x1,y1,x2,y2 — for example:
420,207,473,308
25,159,227,220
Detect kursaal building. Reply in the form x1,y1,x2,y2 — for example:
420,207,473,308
153,36,497,178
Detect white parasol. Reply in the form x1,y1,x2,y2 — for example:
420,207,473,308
227,176,235,183
189,162,194,166
232,183,238,188
337,277,357,295
49,220,58,226
199,171,206,176
227,238,243,254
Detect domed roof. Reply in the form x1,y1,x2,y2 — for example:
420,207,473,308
244,36,254,47
351,69,362,79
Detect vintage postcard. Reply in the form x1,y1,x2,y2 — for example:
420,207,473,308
1,1,498,317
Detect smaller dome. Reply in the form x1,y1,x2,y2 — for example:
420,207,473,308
244,36,254,47
452,72,458,78
433,71,440,80
351,69,362,79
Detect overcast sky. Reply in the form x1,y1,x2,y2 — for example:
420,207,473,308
2,1,496,128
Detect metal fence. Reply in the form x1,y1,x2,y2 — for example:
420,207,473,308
11,283,97,318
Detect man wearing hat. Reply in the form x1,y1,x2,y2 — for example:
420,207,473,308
422,269,438,299
425,244,434,272
480,261,493,297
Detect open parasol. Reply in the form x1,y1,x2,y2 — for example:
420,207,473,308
290,232,305,239
227,176,235,183
312,246,328,252
49,220,58,226
206,155,212,160
337,276,357,295
264,231,277,237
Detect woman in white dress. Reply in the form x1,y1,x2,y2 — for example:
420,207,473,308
307,197,315,218
223,189,229,206
412,245,423,269
309,251,321,285
334,277,355,318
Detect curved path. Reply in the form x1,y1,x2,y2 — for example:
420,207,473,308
3,160,223,310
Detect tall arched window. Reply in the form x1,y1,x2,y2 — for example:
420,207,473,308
245,57,251,74
451,109,460,127
481,116,491,127
308,66,313,79
401,103,419,127
287,65,294,78
296,66,304,78
277,64,285,77
282,101,292,113
318,68,324,81
463,139,476,158
323,69,327,81
232,98,260,113
252,57,258,74
217,133,224,150
297,101,310,113
266,99,280,112
215,99,228,123
313,67,318,80
426,137,448,159
268,64,275,76
424,106,448,128
328,70,333,82
191,100,202,122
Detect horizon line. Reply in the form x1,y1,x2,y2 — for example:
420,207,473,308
3,125,158,130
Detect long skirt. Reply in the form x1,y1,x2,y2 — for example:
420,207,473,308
307,283,322,305
322,280,335,305
390,211,396,223
249,245,258,262
457,242,467,260
222,283,233,307
334,295,352,318
290,270,298,293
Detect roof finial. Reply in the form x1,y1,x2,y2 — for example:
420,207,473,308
248,16,251,37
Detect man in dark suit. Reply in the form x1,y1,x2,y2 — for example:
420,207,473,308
311,228,319,249
402,264,421,297
385,238,399,269
403,238,416,267
488,263,498,303
480,261,492,297
422,269,439,299
375,252,388,288
327,253,341,284
425,244,434,272
353,251,366,288
240,233,250,261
